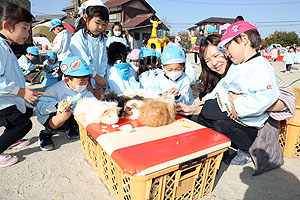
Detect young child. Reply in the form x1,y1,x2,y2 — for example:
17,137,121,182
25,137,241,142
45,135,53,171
129,48,142,73
0,3,38,167
154,46,194,106
200,21,280,164
18,46,40,81
294,47,300,70
49,18,72,80
283,46,296,74
35,56,96,151
43,51,59,76
138,47,163,92
105,42,140,95
67,0,109,99
106,22,128,48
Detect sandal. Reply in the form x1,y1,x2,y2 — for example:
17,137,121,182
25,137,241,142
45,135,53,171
8,139,30,150
0,154,18,167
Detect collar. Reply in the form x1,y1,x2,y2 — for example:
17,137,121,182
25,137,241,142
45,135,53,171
245,52,261,63
0,33,10,45
86,29,102,39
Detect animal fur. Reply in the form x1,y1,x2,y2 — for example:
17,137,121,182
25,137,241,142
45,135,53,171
74,98,120,125
101,92,126,117
138,96,176,127
124,99,144,119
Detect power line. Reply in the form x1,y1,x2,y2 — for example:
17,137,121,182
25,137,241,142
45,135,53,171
166,0,300,6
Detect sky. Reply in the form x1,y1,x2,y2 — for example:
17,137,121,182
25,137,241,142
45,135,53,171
31,0,300,39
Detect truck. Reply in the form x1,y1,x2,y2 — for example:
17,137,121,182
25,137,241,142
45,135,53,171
0,0,33,57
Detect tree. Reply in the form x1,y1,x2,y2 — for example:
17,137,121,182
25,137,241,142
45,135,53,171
70,0,88,19
263,31,299,47
177,31,192,50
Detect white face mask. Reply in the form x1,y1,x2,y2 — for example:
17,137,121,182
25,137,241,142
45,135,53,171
165,71,182,81
114,31,121,37
71,83,88,93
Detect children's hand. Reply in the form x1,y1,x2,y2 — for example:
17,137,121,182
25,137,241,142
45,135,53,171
55,110,72,121
168,88,180,97
57,101,71,112
228,105,239,120
176,102,203,116
228,92,245,105
17,88,39,103
52,67,59,76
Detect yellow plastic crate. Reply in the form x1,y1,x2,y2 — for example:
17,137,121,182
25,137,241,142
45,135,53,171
279,87,300,158
78,119,229,200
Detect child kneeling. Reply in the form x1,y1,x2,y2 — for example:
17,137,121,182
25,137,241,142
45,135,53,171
35,56,95,151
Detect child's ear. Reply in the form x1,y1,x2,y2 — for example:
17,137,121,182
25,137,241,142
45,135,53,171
241,34,249,46
64,77,70,84
83,14,88,22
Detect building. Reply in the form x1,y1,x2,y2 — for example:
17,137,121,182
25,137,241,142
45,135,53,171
188,17,235,35
61,0,168,49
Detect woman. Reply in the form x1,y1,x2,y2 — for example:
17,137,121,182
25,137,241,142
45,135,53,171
176,35,295,174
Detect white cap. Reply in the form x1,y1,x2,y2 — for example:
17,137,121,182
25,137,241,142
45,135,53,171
81,0,109,14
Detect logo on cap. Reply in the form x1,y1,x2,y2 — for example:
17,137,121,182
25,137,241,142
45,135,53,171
51,22,55,26
70,59,81,71
165,53,170,59
61,64,68,72
232,25,240,32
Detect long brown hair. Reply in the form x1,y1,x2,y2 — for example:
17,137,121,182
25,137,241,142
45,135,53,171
198,34,231,94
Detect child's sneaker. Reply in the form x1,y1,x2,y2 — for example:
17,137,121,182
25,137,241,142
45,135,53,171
8,139,30,150
227,149,252,166
0,154,18,168
38,130,55,151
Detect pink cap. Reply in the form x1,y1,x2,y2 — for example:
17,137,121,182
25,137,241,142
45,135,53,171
297,47,300,51
130,49,142,61
218,21,257,51
167,42,181,47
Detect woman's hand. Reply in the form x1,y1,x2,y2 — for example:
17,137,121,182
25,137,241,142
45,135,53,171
228,92,245,105
176,102,203,116
228,105,239,120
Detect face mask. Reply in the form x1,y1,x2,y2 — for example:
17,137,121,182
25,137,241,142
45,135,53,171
165,71,182,81
114,31,121,37
71,83,88,93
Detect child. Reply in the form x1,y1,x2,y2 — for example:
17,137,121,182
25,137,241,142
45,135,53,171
67,0,109,99
138,48,163,92
49,18,72,81
200,21,280,165
105,42,140,95
294,47,300,70
129,48,142,73
0,3,38,167
106,22,128,48
18,46,40,81
154,46,194,106
35,56,96,151
43,51,59,75
283,46,296,74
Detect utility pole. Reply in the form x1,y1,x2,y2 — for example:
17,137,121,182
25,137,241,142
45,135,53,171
74,0,81,12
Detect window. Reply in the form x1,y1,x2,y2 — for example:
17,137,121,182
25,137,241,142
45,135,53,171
134,32,140,40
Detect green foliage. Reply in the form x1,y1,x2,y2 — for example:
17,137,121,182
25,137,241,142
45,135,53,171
263,31,300,47
177,31,192,50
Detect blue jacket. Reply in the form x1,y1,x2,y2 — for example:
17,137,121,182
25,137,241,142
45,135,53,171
52,29,72,61
206,56,280,128
154,72,194,106
139,68,163,92
67,29,108,88
18,55,36,75
0,37,27,113
35,80,95,124
105,63,141,95
43,60,59,73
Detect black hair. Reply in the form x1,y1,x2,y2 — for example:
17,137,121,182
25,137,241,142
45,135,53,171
235,15,244,22
64,75,90,79
107,42,127,66
112,22,122,30
75,6,109,36
138,56,158,76
289,46,296,52
0,3,33,30
150,43,156,49
231,29,261,52
198,34,231,94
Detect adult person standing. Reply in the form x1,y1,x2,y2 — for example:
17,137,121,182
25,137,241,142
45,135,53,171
176,34,295,174
192,29,205,64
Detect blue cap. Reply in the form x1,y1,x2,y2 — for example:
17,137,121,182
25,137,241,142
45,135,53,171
46,51,57,60
207,26,218,34
49,18,63,32
26,46,39,56
142,47,157,58
161,46,185,65
60,56,93,76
